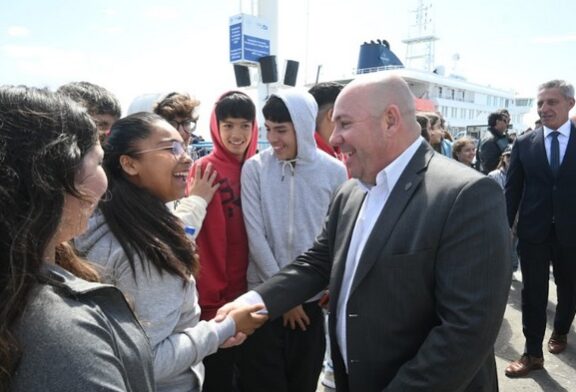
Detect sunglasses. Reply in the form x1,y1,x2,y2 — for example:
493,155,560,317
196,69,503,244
133,141,187,158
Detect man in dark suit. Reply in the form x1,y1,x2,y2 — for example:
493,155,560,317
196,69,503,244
505,79,576,377
219,75,511,391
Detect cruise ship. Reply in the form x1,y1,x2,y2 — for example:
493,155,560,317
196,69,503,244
316,39,534,140
308,0,533,140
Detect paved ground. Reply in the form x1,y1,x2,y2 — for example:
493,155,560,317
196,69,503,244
495,273,575,391
318,271,576,391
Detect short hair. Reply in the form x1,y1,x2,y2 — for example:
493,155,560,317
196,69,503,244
538,79,575,99
488,112,504,127
262,95,292,123
416,113,430,142
423,112,441,129
215,91,256,122
57,81,121,118
153,92,200,121
308,82,343,110
452,136,475,160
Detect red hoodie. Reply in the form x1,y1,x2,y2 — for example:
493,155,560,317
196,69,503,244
186,91,259,320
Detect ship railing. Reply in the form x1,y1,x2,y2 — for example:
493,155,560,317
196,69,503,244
355,65,405,74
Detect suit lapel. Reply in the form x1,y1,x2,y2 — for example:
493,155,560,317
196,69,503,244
532,128,554,177
329,185,366,313
350,142,431,294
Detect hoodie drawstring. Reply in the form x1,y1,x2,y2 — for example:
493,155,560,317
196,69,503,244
280,159,297,182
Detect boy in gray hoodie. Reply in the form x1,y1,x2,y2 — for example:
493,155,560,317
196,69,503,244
240,89,347,391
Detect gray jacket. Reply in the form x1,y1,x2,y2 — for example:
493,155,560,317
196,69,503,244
75,212,223,392
241,89,347,294
12,263,155,391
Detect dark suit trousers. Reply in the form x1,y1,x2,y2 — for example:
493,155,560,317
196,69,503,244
239,302,325,392
519,227,576,356
202,346,240,392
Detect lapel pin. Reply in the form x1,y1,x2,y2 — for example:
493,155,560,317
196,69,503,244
404,182,412,191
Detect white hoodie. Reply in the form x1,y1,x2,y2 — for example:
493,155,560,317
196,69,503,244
241,89,347,298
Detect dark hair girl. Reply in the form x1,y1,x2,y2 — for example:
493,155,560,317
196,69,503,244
75,111,265,392
0,86,153,390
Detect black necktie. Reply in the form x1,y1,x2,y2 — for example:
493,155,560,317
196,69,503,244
550,132,560,175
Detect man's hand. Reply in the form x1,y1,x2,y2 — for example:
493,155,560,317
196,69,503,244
215,301,240,322
217,302,268,335
282,305,310,331
230,303,268,335
187,163,219,203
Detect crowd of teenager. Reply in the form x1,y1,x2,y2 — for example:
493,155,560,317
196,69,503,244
1,77,574,391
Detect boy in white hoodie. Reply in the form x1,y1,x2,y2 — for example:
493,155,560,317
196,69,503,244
240,89,347,391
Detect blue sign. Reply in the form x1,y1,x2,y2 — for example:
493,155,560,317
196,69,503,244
229,23,242,62
243,35,270,61
229,14,270,65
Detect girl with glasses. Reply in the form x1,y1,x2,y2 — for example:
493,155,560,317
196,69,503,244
74,112,265,392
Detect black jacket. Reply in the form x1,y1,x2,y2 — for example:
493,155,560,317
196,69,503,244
506,124,576,245
478,128,510,174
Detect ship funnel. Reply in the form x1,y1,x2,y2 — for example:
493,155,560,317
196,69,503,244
356,40,404,74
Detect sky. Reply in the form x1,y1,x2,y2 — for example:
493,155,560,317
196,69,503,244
1,0,575,138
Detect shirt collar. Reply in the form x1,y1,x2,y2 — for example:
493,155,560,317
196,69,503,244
359,136,423,193
544,120,571,138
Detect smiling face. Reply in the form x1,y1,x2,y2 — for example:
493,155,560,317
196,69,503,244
265,120,298,160
58,143,108,243
330,87,387,184
537,87,575,131
455,141,476,166
122,120,192,203
218,117,254,161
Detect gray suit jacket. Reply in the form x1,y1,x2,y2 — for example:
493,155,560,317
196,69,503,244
256,141,511,392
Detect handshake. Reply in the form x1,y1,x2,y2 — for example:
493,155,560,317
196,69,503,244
214,299,269,348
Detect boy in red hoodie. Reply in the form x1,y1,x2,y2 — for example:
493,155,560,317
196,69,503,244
182,91,258,392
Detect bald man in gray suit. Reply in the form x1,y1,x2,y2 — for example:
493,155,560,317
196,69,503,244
219,75,511,391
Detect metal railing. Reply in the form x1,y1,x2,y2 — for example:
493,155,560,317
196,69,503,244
188,140,270,160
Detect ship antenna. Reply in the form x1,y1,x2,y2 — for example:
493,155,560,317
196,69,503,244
401,0,438,71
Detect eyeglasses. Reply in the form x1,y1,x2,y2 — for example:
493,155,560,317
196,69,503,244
133,141,187,158
169,119,197,134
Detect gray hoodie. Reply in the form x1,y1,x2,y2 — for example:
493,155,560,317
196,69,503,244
241,89,347,295
75,212,228,392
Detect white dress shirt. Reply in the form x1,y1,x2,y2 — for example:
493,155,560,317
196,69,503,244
336,137,423,370
543,120,571,166
237,137,424,371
